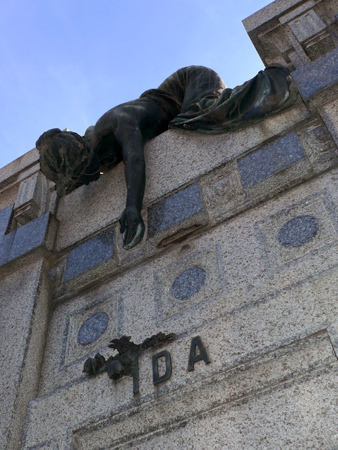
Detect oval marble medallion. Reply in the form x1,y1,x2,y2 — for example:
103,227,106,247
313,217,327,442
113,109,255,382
278,215,318,248
171,266,206,301
78,312,109,345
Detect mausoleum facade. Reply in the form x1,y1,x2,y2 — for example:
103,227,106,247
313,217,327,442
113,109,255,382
2,0,338,448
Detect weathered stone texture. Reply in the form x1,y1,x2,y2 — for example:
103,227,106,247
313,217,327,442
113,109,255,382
237,132,306,188
148,183,203,237
0,262,50,450
2,1,338,449
292,47,338,98
64,227,115,281
244,0,338,69
0,204,13,236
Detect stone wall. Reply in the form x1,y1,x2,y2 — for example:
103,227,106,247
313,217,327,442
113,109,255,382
2,0,338,448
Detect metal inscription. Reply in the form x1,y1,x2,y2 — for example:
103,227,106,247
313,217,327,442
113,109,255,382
83,332,175,394
83,334,211,394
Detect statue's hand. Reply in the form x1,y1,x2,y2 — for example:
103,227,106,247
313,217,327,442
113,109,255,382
119,206,145,250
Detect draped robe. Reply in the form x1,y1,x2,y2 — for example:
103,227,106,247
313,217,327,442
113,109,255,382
141,65,297,134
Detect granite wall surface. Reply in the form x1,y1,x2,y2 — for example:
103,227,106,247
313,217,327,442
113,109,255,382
2,0,338,448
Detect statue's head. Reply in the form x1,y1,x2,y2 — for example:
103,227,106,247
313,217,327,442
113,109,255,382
36,128,101,196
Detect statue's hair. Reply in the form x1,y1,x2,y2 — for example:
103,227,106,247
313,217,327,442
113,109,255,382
36,128,100,195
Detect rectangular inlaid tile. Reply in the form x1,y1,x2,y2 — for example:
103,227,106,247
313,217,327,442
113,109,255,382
237,132,306,189
0,204,13,236
0,233,15,266
64,227,115,281
9,213,50,261
148,183,203,237
292,47,338,98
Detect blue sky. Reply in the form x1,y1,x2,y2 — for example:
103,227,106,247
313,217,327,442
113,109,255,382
0,0,273,169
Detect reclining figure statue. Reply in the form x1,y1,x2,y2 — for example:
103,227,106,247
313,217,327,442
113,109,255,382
36,65,297,250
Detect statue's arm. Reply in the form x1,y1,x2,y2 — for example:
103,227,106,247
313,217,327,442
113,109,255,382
117,126,146,250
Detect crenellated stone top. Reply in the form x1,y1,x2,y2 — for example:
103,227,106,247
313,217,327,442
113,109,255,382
243,0,338,69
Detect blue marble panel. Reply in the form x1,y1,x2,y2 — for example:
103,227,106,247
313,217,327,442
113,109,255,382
0,204,13,236
64,227,114,281
148,183,203,237
237,132,306,189
78,312,109,345
9,213,50,261
292,47,338,98
278,215,319,247
0,233,15,266
171,266,206,301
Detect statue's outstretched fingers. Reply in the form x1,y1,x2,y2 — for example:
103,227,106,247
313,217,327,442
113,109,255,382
120,207,145,250
123,221,145,250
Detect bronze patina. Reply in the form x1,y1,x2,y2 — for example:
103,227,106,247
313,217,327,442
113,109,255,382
36,65,297,250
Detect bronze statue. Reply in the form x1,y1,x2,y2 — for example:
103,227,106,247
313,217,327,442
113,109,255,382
36,65,297,250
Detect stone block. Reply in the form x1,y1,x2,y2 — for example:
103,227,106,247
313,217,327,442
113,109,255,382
244,0,337,69
288,10,326,43
292,47,338,99
304,32,336,62
55,164,125,252
14,172,48,225
298,119,338,173
64,227,115,281
77,361,336,450
0,148,39,185
201,162,245,220
0,184,19,213
279,1,316,24
147,183,204,238
243,0,303,33
0,204,13,236
9,213,53,261
237,132,306,189
25,330,338,449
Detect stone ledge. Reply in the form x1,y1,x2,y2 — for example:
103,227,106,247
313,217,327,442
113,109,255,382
50,114,338,301
243,0,303,33
54,102,310,252
243,0,338,70
23,330,336,449
0,148,39,187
